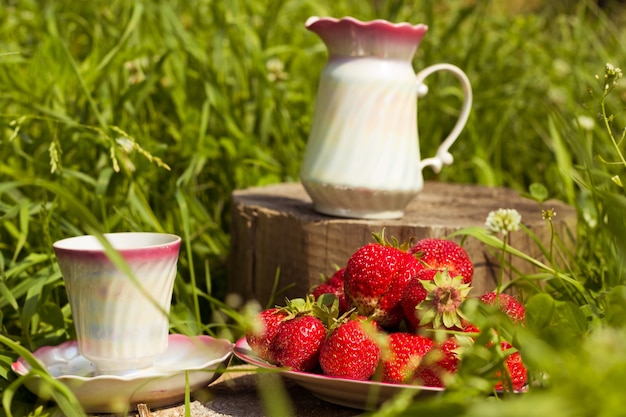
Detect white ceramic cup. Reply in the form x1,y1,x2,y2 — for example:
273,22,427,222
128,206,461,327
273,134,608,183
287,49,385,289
53,232,181,376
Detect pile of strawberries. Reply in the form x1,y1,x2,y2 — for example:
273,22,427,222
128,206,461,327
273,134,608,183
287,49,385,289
245,232,527,391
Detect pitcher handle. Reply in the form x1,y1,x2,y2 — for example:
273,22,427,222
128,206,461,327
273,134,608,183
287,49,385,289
416,63,473,173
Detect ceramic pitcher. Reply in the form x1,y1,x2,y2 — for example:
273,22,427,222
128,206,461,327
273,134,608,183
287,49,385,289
300,16,472,220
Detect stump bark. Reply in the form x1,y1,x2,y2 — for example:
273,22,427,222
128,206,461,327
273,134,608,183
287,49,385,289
229,181,576,306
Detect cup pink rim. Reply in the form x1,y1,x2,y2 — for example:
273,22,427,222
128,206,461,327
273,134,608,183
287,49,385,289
53,232,181,253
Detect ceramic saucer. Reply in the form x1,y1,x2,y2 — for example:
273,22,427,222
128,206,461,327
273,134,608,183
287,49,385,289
234,338,443,410
12,334,234,413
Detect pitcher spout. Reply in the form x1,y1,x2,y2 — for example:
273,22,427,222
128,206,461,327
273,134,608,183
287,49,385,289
305,16,428,59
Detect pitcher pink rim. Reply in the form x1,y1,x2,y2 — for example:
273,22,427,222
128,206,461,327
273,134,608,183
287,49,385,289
305,16,428,33
305,16,428,59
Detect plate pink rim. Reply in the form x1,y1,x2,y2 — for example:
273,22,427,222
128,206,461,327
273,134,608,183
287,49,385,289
12,334,234,381
11,334,234,413
233,337,444,392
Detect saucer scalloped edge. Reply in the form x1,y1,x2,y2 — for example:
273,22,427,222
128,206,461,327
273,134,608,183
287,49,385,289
12,334,234,414
233,337,443,410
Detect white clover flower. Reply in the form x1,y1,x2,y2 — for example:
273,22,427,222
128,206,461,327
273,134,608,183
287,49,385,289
576,115,595,131
266,58,289,82
547,87,567,106
485,208,522,236
583,210,597,228
552,58,571,77
124,57,149,84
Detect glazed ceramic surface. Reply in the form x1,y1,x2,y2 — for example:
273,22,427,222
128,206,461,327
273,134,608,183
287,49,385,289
53,232,181,375
234,338,443,410
300,16,472,219
11,334,234,413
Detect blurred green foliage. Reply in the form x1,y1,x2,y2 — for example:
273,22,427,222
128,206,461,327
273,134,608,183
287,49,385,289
2,0,626,415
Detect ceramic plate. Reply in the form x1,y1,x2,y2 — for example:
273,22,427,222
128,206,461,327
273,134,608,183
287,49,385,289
234,338,443,410
12,334,234,413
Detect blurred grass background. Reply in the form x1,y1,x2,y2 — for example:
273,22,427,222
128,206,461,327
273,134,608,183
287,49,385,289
2,0,626,415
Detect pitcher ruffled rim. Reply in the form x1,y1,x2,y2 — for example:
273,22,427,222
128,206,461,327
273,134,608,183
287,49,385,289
306,16,428,60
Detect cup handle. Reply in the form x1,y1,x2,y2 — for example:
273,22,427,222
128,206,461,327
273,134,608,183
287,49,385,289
415,63,473,173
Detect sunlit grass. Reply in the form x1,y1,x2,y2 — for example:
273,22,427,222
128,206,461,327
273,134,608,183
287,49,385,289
2,0,626,415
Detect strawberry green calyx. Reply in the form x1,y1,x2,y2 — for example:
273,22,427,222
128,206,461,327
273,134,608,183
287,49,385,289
277,296,313,319
278,293,343,330
371,228,414,252
280,294,320,316
417,270,472,329
312,293,345,329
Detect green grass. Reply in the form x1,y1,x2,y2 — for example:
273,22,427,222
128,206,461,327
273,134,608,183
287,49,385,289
2,0,626,415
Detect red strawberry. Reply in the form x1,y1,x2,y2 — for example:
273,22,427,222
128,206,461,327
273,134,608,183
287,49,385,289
480,292,525,323
416,336,461,387
245,307,287,363
416,324,478,387
494,342,527,391
410,238,474,284
270,315,327,372
319,318,381,380
311,268,349,314
345,243,420,328
401,269,436,330
380,332,435,384
463,322,480,334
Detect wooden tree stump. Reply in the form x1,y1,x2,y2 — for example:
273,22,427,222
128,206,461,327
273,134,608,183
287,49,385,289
229,181,576,306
